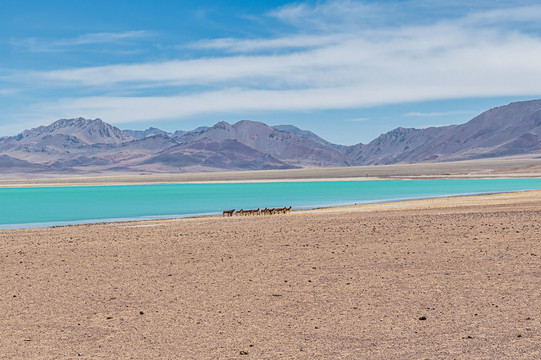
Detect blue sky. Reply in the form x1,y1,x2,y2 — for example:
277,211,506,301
1,0,541,145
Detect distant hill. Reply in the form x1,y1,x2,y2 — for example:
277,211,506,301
343,126,456,165
176,120,352,168
123,127,170,140
123,125,211,140
0,154,54,173
16,117,133,145
1,99,541,175
139,139,293,172
272,124,344,149
343,99,541,164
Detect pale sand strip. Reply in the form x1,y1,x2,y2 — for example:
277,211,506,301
297,189,541,214
1,157,541,187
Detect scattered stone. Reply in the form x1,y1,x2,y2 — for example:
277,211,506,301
106,316,113,320
418,316,427,320
139,311,144,315
240,350,249,355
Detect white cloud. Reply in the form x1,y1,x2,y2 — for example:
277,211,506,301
404,111,477,118
30,73,541,125
56,31,150,46
12,31,151,52
33,55,313,87
463,5,541,25
13,1,541,124
32,26,541,91
31,26,541,91
188,34,349,52
269,0,379,30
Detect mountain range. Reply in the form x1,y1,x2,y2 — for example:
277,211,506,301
1,99,541,175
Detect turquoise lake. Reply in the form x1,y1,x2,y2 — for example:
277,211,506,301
1,178,541,229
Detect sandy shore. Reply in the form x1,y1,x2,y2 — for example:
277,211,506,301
1,190,541,358
1,157,541,187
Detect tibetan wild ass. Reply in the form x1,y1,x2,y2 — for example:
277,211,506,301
223,209,235,217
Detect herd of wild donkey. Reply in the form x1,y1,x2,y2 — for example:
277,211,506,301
222,206,292,217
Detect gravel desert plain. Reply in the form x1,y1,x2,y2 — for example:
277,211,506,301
1,158,541,359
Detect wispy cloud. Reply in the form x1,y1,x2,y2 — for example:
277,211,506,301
404,110,477,118
12,31,151,52
269,0,380,30
30,26,541,91
188,34,349,52
13,0,541,124
0,88,21,96
463,5,541,25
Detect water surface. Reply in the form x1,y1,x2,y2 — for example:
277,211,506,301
1,178,540,229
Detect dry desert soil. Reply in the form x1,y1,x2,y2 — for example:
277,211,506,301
1,190,541,359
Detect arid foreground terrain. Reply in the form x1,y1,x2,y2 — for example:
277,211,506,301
1,191,541,359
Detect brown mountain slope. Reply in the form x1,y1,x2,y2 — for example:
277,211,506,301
344,126,456,165
0,154,53,172
345,100,541,165
137,139,294,172
413,100,541,161
179,120,352,167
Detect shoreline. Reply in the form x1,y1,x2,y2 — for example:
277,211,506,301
0,176,387,188
2,174,541,188
3,188,541,230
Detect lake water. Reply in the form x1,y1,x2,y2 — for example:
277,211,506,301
1,178,541,229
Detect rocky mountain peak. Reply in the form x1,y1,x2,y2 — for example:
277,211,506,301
212,121,233,130
123,127,170,140
16,117,133,145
